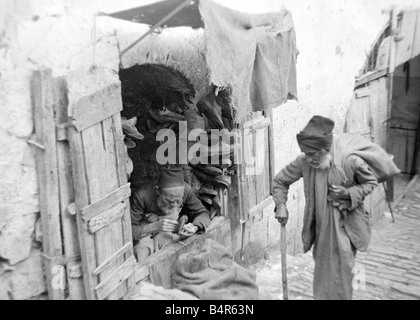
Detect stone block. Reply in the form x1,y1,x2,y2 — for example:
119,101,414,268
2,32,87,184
0,262,16,277
8,250,46,300
0,290,10,301
0,275,11,300
0,214,36,265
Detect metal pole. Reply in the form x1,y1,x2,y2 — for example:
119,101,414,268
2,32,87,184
120,0,194,57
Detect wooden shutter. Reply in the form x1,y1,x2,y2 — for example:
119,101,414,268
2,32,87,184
240,113,273,222
66,69,136,300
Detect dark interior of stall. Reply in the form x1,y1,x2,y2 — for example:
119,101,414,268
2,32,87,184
118,63,238,231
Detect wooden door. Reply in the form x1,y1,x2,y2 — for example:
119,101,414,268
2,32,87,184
240,113,273,222
66,69,136,300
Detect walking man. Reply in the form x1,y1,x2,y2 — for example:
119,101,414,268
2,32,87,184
272,115,399,299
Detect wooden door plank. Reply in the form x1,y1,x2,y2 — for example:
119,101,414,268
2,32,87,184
82,122,121,300
53,77,85,300
244,128,257,211
266,110,275,195
31,69,65,300
101,116,129,298
255,127,269,203
261,127,271,201
111,115,135,256
102,117,128,299
68,127,98,300
249,196,274,218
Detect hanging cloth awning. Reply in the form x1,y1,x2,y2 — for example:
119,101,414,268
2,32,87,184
107,0,203,29
107,0,298,121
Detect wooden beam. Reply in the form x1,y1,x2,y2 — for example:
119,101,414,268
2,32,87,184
67,69,123,132
355,68,389,87
355,89,371,98
88,203,126,234
248,196,274,220
135,265,150,283
31,69,65,300
81,183,131,221
95,256,136,300
70,85,123,132
93,242,133,276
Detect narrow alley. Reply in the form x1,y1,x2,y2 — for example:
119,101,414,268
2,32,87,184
251,176,420,300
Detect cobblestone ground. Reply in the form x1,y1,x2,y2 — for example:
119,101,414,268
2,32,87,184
250,177,420,300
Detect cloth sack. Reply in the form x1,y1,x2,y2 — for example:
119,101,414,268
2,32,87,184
172,239,259,300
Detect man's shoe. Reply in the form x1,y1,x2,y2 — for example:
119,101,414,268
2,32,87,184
196,93,224,130
198,194,213,206
189,164,223,177
193,170,231,189
198,184,218,197
212,196,222,211
122,117,144,140
124,137,137,149
148,107,186,124
214,159,233,169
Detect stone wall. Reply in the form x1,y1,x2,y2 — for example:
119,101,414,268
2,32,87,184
1,0,419,299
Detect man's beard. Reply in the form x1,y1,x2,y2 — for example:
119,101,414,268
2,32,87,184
157,198,182,219
309,153,332,170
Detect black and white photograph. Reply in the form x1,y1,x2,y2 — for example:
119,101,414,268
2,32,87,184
1,0,420,305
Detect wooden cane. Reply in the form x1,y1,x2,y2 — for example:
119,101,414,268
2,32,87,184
280,222,289,300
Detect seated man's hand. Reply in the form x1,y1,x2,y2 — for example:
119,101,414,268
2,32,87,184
156,219,179,233
178,223,199,238
145,213,160,223
329,185,350,201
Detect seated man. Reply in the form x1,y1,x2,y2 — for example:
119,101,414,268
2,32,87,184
131,167,211,260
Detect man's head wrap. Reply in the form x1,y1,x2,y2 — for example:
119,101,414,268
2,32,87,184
296,116,335,153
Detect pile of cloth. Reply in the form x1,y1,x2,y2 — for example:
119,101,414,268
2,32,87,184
172,239,259,300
